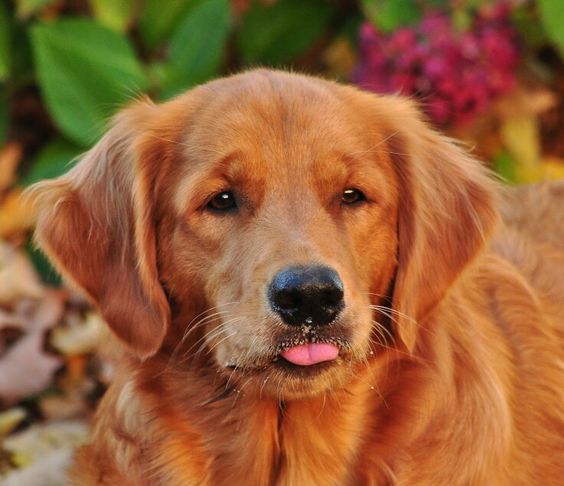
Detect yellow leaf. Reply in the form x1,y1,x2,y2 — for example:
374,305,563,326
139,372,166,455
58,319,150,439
0,408,26,437
0,144,22,193
515,157,564,182
0,188,37,238
499,115,540,168
540,157,564,180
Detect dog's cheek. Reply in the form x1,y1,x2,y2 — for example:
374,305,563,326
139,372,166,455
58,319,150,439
346,210,398,296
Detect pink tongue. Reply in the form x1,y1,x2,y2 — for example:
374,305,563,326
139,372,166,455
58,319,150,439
281,343,339,366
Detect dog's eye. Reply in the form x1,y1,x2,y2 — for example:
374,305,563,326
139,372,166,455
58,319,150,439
207,191,237,212
341,188,366,205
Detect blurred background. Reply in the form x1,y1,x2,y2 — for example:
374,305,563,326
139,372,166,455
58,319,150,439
0,0,563,482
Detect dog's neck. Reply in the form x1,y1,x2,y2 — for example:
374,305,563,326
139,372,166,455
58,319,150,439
112,345,432,486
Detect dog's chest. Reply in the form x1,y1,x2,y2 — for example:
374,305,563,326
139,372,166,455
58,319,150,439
199,396,370,486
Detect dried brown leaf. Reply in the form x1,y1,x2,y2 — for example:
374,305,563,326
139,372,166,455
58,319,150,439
0,144,22,194
50,313,104,356
496,86,557,119
0,292,64,405
3,420,88,464
1,449,73,486
0,241,44,305
39,392,88,421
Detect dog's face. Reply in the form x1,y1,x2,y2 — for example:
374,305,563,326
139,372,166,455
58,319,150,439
158,77,400,397
30,70,496,400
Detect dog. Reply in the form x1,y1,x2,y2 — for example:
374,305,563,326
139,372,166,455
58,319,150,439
29,70,564,485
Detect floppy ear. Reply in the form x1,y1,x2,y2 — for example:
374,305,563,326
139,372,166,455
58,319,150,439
27,101,171,359
382,99,498,352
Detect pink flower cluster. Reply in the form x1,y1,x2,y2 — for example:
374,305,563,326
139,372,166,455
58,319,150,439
354,5,521,126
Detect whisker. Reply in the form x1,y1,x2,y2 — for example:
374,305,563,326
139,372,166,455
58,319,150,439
181,314,245,359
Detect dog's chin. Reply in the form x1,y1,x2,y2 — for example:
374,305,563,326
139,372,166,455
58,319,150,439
220,354,359,400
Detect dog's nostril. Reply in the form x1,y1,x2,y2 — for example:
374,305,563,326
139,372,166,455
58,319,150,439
319,286,344,307
271,289,301,311
268,265,344,326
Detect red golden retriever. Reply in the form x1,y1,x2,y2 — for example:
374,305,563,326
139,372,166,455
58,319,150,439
30,70,564,485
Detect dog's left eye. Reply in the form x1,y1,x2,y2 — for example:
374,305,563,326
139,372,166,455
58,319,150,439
341,188,366,205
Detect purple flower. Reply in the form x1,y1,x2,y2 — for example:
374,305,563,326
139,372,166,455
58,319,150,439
354,4,521,126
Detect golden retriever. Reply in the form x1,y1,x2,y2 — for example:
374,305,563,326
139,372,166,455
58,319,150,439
29,70,564,485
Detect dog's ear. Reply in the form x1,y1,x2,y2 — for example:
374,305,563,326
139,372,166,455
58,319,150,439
27,101,171,359
381,99,498,352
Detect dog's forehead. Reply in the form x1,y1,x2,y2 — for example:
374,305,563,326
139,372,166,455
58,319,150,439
168,72,395,212
175,75,379,174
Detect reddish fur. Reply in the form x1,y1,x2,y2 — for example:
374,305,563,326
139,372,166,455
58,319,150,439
28,70,563,485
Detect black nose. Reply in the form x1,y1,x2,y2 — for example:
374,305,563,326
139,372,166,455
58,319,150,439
268,265,344,326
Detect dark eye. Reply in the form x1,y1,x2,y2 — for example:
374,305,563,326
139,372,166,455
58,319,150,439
341,188,366,205
207,191,237,212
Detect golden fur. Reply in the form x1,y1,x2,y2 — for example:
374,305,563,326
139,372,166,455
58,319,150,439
29,70,564,485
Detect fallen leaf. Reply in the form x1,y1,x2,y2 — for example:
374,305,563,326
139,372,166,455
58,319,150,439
39,392,87,421
2,420,87,477
0,309,26,331
1,449,73,486
0,144,22,193
0,188,37,239
0,291,64,405
0,408,26,437
0,309,26,355
496,86,557,119
50,313,104,356
0,241,44,305
495,85,558,177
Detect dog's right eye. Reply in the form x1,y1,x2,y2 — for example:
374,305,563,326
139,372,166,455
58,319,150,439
206,191,237,212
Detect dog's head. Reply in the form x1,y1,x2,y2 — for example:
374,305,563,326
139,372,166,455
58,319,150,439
29,70,497,399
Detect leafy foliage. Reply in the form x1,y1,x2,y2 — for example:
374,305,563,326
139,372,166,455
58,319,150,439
31,19,149,146
237,0,335,65
538,0,564,57
0,2,10,82
360,0,421,33
159,0,231,99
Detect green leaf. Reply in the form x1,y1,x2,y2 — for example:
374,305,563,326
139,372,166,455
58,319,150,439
139,0,202,49
30,19,149,147
538,0,564,58
25,238,61,286
0,89,7,143
492,152,518,184
360,0,421,33
237,0,334,65
159,0,230,99
89,0,135,33
0,0,10,81
21,139,82,186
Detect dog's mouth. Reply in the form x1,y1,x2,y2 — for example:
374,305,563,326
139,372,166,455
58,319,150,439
216,329,361,398
224,335,353,377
